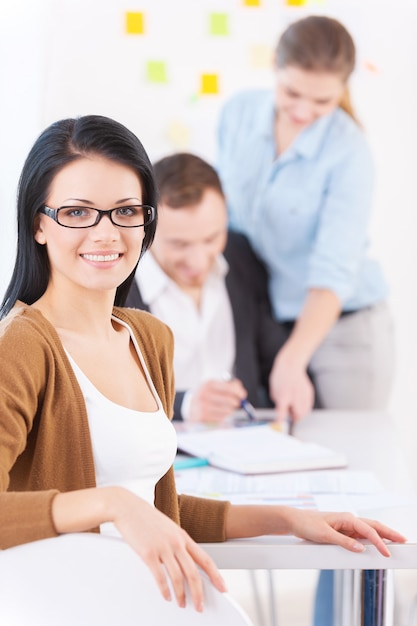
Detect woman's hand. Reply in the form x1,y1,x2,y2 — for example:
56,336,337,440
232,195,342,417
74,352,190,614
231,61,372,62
269,351,314,423
52,487,226,611
268,288,342,423
283,508,407,556
225,505,406,557
112,489,227,610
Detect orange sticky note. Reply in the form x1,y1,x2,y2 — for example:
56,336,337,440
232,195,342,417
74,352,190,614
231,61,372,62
363,60,380,74
126,12,145,35
200,74,219,95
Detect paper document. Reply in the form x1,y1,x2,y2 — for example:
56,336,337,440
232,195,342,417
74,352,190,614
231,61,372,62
174,466,383,497
176,424,347,475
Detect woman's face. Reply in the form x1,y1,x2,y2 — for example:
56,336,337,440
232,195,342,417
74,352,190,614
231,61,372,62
34,155,146,296
275,65,346,129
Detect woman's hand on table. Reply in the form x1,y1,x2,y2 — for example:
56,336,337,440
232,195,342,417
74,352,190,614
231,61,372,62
283,508,407,556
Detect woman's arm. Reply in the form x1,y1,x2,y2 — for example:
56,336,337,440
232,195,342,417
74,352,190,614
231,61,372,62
52,487,226,612
269,288,341,421
225,505,407,557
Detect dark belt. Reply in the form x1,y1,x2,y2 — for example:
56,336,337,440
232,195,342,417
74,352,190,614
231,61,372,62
282,308,363,332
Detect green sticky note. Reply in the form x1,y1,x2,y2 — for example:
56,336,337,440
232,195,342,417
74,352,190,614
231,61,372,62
146,61,168,84
209,13,229,36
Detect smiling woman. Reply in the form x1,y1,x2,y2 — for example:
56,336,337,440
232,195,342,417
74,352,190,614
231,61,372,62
0,116,158,316
32,157,149,300
217,15,396,626
217,15,394,420
0,115,406,619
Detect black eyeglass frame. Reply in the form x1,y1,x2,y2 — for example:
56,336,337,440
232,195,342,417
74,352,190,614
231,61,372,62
39,204,156,229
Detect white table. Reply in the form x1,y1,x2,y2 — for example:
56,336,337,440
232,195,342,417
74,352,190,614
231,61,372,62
194,410,417,626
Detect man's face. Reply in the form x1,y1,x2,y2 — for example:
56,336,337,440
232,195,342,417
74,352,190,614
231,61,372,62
150,188,227,290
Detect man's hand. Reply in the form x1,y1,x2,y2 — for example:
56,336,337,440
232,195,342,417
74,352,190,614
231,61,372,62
187,379,247,423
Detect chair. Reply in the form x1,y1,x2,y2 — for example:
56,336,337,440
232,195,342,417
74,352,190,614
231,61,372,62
0,533,254,626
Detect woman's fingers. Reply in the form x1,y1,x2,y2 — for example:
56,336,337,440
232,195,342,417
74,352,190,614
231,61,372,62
187,539,227,594
289,509,406,557
316,513,407,556
113,490,226,610
336,516,407,556
163,550,203,611
358,518,407,543
150,538,226,612
145,557,174,603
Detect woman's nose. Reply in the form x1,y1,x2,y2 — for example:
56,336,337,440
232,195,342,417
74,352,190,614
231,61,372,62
89,214,120,240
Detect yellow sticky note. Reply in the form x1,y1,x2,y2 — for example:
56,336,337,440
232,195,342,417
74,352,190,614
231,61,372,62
285,0,308,5
146,61,168,84
166,120,191,150
249,44,273,69
200,74,219,95
209,13,229,36
126,12,144,35
243,0,261,6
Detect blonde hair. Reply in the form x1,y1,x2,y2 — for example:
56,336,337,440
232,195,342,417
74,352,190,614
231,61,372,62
275,16,358,122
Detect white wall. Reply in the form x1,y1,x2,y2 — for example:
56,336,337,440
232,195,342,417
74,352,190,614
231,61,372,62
1,0,416,486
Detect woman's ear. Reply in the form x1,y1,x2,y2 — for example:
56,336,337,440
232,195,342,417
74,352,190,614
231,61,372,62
33,215,47,245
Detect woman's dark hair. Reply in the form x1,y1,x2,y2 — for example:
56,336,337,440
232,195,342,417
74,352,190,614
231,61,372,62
0,115,157,318
275,16,357,121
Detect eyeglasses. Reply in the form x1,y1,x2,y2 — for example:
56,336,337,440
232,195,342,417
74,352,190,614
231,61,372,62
39,204,156,229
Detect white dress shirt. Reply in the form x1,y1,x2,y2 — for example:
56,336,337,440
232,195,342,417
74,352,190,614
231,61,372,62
136,251,236,417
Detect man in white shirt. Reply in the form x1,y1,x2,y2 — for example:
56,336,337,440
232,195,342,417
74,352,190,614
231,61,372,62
126,153,286,421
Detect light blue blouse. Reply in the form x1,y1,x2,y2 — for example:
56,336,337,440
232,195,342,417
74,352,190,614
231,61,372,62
217,89,388,321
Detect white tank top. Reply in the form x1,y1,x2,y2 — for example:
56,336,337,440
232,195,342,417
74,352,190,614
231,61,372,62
65,317,177,536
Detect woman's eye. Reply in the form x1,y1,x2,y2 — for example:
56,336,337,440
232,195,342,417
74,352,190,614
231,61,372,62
65,207,91,217
117,206,136,217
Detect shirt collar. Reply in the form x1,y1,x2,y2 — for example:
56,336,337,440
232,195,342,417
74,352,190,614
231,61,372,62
290,110,336,160
136,250,229,305
259,92,337,160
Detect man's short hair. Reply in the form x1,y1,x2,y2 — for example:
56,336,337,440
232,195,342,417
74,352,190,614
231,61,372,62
153,153,224,208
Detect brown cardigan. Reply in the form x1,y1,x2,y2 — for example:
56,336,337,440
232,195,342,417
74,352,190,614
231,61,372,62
0,302,229,549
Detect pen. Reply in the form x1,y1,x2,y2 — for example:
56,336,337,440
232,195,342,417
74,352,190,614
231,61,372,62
240,398,258,421
287,415,294,436
221,371,258,421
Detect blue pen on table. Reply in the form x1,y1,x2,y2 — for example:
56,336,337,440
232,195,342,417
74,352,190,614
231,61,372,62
221,371,259,423
240,398,257,421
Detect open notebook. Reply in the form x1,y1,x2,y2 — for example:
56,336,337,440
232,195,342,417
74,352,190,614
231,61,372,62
176,424,347,475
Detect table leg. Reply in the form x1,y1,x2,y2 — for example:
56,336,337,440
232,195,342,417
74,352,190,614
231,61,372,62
334,570,394,626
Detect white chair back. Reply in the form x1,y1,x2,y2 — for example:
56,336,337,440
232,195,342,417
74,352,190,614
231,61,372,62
0,533,254,626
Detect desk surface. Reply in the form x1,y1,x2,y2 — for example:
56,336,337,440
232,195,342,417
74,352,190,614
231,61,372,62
198,410,417,570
